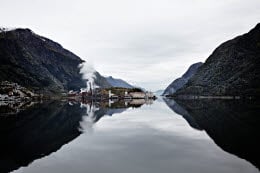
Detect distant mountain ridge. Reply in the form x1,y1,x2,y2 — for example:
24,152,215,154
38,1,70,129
163,62,203,96
154,90,164,96
105,76,134,88
173,23,260,97
0,28,111,94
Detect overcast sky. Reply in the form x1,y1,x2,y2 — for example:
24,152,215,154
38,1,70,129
1,0,260,91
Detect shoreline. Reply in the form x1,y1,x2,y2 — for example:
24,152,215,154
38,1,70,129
164,95,257,100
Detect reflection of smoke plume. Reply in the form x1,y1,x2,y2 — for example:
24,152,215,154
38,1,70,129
78,103,100,133
78,62,99,92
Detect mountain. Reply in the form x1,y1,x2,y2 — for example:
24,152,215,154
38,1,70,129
105,76,134,88
163,62,203,96
174,23,260,97
0,28,111,95
154,89,164,96
94,72,112,89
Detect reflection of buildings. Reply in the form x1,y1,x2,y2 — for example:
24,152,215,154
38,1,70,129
78,98,154,124
164,98,260,170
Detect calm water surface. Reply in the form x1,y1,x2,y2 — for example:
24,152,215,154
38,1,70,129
0,98,259,173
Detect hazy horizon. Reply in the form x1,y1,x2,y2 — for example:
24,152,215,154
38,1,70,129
1,0,260,91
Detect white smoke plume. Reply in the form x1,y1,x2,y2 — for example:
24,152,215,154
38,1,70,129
78,62,99,92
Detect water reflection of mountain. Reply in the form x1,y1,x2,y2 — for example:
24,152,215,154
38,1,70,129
163,98,202,130
164,98,260,169
0,99,150,173
0,101,85,173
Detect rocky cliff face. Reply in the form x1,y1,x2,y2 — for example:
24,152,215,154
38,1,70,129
0,28,110,94
174,23,260,97
163,62,203,96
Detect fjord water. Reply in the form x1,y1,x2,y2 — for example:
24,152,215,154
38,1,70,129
0,99,259,173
